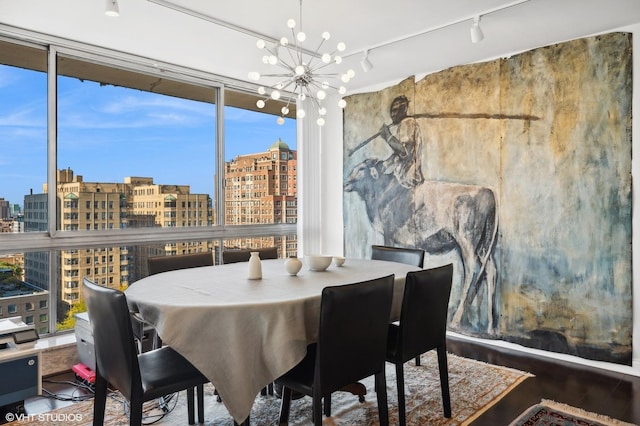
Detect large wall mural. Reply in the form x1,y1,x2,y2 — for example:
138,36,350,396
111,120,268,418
342,33,632,364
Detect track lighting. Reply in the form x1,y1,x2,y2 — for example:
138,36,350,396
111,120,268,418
470,16,484,43
106,0,120,17
360,50,373,72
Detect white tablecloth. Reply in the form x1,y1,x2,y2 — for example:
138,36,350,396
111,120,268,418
124,258,420,423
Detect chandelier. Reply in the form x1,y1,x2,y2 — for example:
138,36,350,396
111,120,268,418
248,0,354,126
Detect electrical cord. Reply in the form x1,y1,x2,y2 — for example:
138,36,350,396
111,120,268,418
39,377,179,424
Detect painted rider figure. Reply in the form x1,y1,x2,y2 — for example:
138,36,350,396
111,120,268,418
380,95,425,189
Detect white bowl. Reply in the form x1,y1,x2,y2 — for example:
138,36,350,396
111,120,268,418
333,256,345,267
305,255,333,271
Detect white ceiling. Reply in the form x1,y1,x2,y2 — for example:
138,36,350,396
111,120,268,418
1,0,640,94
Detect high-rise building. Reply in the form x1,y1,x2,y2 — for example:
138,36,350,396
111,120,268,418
0,198,10,219
24,168,213,305
224,139,298,257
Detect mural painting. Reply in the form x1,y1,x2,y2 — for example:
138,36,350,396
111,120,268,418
342,33,632,364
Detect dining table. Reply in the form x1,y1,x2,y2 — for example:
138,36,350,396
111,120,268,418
124,257,421,424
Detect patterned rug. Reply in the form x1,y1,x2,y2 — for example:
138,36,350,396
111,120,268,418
8,352,532,425
509,400,637,426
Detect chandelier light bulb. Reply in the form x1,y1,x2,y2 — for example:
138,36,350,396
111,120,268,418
262,55,270,64
298,93,306,101
287,19,296,29
271,90,281,100
256,39,266,49
257,87,266,95
318,107,327,116
268,55,278,65
338,99,347,108
277,116,285,125
322,32,331,40
336,42,346,52
347,69,355,78
297,109,306,118
281,106,290,115
248,72,260,81
334,56,342,64
295,65,306,76
280,37,289,46
338,86,346,95
321,81,329,89
297,31,306,42
316,90,326,100
321,53,331,63
341,73,350,83
256,99,265,108
317,117,325,126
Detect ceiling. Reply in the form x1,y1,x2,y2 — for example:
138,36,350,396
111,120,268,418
1,0,640,95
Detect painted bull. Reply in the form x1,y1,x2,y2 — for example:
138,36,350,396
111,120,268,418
344,158,498,332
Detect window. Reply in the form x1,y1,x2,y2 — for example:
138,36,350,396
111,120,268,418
0,35,297,334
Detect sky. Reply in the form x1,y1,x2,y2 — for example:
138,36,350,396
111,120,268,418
0,64,297,208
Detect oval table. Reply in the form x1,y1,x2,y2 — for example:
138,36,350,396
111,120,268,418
125,258,421,424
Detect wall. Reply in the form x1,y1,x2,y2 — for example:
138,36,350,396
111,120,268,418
317,24,640,375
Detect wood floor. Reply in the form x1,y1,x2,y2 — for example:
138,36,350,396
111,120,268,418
11,335,640,425
446,335,640,425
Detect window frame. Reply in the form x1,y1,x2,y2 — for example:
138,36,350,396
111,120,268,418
0,29,298,335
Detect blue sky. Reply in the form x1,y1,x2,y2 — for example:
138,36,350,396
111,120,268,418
0,64,297,208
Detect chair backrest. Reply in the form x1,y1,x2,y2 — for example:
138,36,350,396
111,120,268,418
397,264,454,361
82,277,141,401
222,247,278,264
316,275,394,396
371,245,425,268
148,252,213,275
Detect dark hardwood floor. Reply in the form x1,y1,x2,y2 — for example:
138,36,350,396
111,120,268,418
12,336,640,425
446,335,640,425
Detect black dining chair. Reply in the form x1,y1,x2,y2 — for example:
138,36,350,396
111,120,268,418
275,275,394,426
222,247,278,264
371,244,425,365
386,264,454,426
82,277,208,426
371,244,425,269
132,252,214,351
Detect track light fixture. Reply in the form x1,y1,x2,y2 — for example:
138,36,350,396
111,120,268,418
106,0,120,17
470,16,484,43
360,50,373,72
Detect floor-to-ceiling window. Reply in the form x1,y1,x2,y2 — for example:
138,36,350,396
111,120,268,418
0,34,297,333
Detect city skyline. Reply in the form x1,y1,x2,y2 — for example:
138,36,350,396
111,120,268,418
0,64,297,209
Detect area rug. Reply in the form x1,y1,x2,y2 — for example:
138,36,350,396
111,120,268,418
509,399,637,426
9,352,532,425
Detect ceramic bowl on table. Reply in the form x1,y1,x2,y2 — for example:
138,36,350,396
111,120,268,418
333,256,345,267
304,255,333,271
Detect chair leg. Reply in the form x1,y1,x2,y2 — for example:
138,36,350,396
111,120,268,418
396,361,407,426
92,374,108,426
436,346,452,418
197,384,205,423
323,393,331,417
278,386,292,425
312,394,322,426
375,370,389,426
129,395,144,426
187,387,195,425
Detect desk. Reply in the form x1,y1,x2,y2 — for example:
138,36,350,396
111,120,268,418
125,258,420,423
